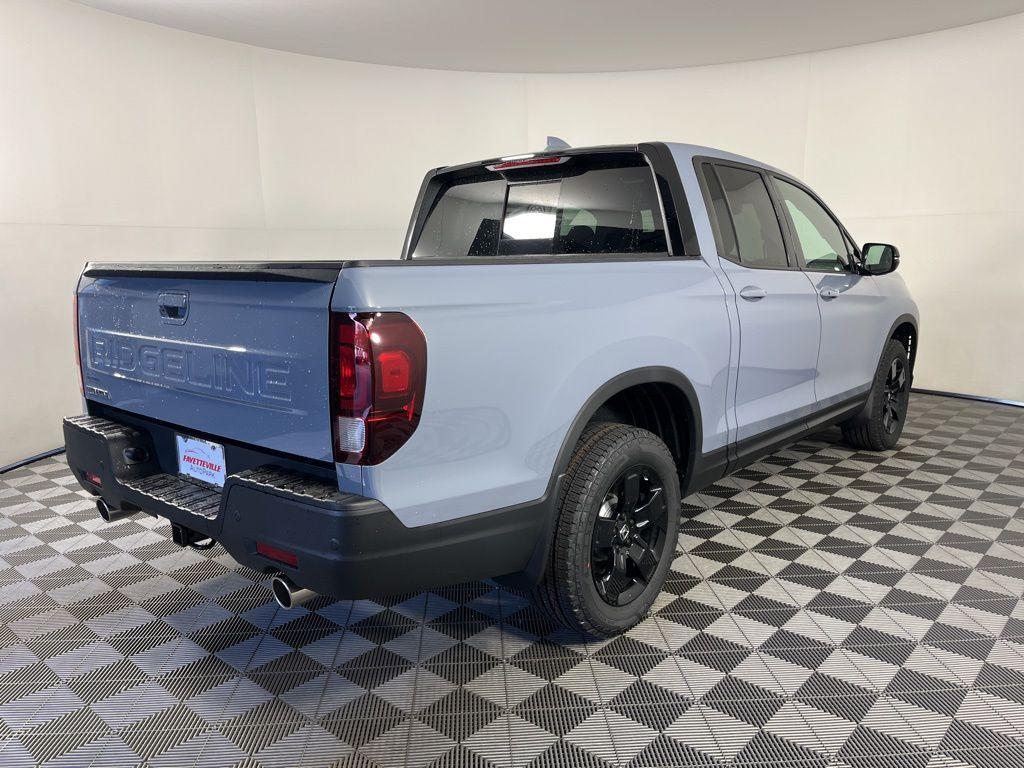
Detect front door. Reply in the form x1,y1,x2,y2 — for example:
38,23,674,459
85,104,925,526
770,177,887,408
702,163,822,446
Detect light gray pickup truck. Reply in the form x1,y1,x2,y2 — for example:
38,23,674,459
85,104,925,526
65,142,918,637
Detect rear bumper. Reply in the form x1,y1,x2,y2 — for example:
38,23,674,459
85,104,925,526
63,414,546,598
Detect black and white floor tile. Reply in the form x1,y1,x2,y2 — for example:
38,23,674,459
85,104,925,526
2,393,1024,767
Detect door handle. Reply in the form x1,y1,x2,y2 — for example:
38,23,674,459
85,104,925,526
819,287,840,300
739,286,767,301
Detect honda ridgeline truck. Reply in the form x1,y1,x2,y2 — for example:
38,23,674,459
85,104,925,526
64,142,918,637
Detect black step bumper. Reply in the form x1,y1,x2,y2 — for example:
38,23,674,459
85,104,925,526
63,414,547,598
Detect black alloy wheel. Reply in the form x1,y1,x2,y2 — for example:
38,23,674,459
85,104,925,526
590,465,669,607
882,357,908,435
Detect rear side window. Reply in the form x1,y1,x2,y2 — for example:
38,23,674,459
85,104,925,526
704,164,789,269
412,154,667,259
412,178,505,259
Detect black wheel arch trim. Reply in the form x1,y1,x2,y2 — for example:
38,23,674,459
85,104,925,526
553,367,704,494
517,366,706,586
886,313,919,374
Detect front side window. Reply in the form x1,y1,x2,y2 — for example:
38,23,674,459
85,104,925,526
412,154,667,258
709,165,789,269
774,178,849,273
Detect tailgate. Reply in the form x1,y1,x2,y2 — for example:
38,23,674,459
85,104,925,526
77,263,341,462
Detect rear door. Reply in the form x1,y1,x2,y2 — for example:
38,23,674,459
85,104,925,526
699,161,822,446
77,264,339,462
769,177,886,407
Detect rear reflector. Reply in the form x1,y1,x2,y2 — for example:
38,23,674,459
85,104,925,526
84,472,102,487
485,156,568,171
330,312,427,465
257,541,299,568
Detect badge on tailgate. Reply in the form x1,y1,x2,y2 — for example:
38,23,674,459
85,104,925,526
176,434,226,488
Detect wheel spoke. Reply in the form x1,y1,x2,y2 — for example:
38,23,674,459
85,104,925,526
592,518,617,550
883,403,900,434
628,540,659,581
889,359,898,382
614,547,629,574
632,487,663,526
896,365,906,390
621,472,640,515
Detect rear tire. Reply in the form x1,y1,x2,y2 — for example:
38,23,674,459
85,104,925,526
532,422,681,638
841,338,911,451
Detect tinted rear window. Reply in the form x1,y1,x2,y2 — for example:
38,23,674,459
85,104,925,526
412,154,667,259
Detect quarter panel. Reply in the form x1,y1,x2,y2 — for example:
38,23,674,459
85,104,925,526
332,260,731,525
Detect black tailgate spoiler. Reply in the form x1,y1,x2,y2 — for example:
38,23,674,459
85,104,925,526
82,261,346,283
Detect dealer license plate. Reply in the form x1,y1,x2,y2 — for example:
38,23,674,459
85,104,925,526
175,434,226,488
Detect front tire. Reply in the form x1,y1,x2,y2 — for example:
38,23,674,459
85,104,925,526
842,338,911,451
533,423,681,638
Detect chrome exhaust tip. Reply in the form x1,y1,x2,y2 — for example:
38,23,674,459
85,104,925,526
96,497,136,522
271,574,316,610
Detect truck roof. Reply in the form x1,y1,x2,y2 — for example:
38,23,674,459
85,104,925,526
661,142,789,176
439,141,790,179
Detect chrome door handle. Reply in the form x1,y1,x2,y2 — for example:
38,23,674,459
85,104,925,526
739,286,767,301
819,287,840,300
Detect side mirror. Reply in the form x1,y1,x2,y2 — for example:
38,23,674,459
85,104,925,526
861,243,900,275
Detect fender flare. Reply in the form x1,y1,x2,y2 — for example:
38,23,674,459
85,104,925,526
883,313,920,375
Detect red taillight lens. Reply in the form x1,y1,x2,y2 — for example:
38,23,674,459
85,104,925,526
377,350,411,394
334,316,372,407
257,541,298,568
330,312,426,465
84,472,102,487
73,293,84,395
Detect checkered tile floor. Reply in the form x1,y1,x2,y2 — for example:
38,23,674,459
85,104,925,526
3,394,1024,767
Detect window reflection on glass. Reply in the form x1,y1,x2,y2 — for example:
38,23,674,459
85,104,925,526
502,181,559,243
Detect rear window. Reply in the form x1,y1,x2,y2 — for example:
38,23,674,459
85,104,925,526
411,153,668,259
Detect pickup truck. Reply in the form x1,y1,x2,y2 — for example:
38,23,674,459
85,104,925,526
64,142,918,637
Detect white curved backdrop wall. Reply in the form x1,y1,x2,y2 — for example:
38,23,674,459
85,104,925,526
1,0,1021,465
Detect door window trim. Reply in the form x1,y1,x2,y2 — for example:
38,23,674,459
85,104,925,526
693,157,800,272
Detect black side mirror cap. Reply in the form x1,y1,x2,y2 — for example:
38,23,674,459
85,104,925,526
861,243,900,275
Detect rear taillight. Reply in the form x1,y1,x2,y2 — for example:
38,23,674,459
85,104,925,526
330,312,426,465
73,293,84,395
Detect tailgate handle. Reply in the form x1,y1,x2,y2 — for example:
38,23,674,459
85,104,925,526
158,291,189,325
